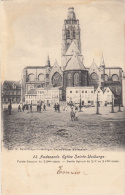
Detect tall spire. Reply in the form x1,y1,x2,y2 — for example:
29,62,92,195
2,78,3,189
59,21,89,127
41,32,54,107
100,53,105,67
45,55,51,67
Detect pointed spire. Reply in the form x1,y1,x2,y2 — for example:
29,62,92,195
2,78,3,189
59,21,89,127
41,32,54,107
92,59,96,66
45,55,51,67
100,53,105,67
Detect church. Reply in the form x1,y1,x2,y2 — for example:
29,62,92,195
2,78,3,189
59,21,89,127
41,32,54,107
22,7,123,104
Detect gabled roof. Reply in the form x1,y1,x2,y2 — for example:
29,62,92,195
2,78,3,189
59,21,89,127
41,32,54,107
27,89,37,95
103,87,112,93
65,40,81,56
53,60,61,69
3,80,21,89
65,52,85,71
90,59,98,70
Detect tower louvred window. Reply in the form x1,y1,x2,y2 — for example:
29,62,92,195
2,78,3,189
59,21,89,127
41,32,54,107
66,30,70,39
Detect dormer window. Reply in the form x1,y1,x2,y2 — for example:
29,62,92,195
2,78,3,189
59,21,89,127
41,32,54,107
12,83,16,89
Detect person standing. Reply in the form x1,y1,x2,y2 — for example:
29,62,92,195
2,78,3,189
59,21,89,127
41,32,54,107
70,107,75,121
43,104,46,111
56,103,59,112
30,104,32,112
22,104,25,112
75,107,79,120
18,105,21,112
58,103,60,113
54,103,56,111
8,103,12,115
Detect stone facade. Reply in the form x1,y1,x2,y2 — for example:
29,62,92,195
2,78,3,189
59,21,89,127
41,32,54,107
22,7,124,104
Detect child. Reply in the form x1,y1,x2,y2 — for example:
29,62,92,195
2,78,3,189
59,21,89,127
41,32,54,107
75,108,79,121
70,108,75,121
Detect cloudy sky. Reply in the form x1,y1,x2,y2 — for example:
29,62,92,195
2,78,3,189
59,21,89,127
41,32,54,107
1,0,125,81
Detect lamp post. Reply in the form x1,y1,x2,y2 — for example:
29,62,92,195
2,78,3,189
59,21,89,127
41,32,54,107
118,94,122,112
111,93,114,113
79,90,82,112
96,93,99,114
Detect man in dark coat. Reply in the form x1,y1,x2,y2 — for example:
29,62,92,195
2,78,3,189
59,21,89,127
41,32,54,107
30,104,32,112
43,104,46,111
8,104,12,115
54,103,57,111
18,105,21,112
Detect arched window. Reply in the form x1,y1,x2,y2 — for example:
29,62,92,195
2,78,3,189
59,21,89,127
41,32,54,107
74,73,79,86
38,74,44,81
28,74,34,82
104,74,108,82
67,73,72,87
89,72,99,89
112,74,119,81
52,72,62,87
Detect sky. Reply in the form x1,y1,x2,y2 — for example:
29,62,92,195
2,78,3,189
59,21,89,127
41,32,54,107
1,0,125,81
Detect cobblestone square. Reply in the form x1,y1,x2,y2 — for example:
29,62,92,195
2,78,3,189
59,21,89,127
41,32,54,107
2,105,125,151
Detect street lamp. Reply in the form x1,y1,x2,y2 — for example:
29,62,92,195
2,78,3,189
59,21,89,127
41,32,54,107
96,93,99,115
111,93,114,113
79,89,82,112
118,94,122,112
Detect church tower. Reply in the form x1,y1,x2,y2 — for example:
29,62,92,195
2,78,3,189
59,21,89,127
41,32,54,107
61,7,82,70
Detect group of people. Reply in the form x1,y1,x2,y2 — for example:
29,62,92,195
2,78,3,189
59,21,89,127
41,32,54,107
54,103,60,112
8,102,79,121
70,106,79,121
37,104,46,112
18,104,32,112
18,103,46,113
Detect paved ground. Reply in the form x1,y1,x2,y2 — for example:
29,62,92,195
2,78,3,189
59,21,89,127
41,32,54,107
2,105,125,151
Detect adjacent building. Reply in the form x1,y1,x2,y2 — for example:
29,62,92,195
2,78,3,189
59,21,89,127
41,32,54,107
25,87,62,105
2,81,21,104
66,87,94,106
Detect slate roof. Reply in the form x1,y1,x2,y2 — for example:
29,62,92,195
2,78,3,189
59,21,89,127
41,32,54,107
3,81,21,89
65,52,85,71
89,59,99,70
65,40,81,56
